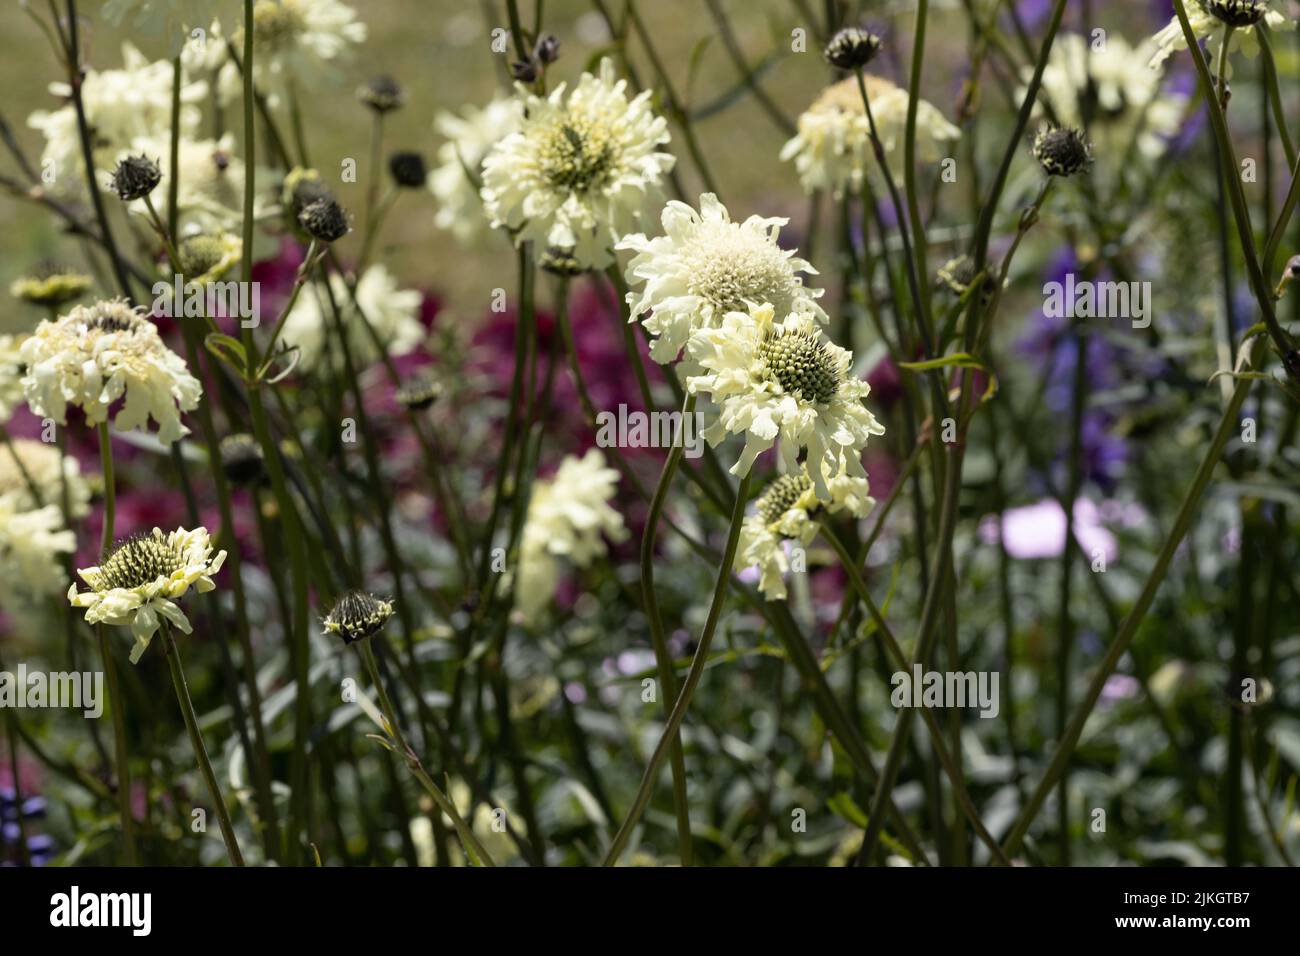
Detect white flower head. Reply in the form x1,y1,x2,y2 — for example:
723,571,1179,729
0,502,77,609
1149,1,1294,73
515,449,626,624
241,0,367,95
480,58,676,269
0,437,91,518
69,526,227,664
27,43,207,201
686,303,885,500
1029,33,1187,163
430,96,523,244
279,264,424,372
20,299,202,444
103,1,239,46
739,457,875,600
618,193,827,364
0,334,26,422
780,75,960,199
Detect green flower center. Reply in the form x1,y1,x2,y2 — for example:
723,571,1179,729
759,329,840,404
253,0,305,53
93,534,184,591
539,116,616,193
756,473,813,525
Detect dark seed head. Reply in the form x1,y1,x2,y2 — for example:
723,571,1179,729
823,27,882,70
1205,0,1268,27
358,75,405,113
324,591,394,645
759,329,841,404
80,298,147,334
298,197,351,243
219,433,265,486
1032,125,1092,177
511,57,540,83
283,167,332,221
388,150,428,189
755,472,814,525
534,34,561,65
936,255,976,295
110,155,162,201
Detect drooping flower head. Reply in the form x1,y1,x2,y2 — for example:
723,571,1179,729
480,58,676,269
686,303,885,499
780,75,960,198
515,449,626,624
20,299,202,444
618,193,826,364
68,527,227,663
739,456,875,600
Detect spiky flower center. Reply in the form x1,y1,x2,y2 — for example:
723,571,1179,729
759,329,840,404
756,473,813,524
686,228,797,315
1204,0,1267,27
539,115,616,193
92,533,185,591
324,591,394,644
82,303,147,335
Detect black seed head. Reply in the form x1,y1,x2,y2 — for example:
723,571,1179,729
298,197,351,243
388,150,428,189
755,473,814,524
1032,125,1092,177
219,433,265,486
111,155,162,201
823,27,882,70
1205,0,1268,27
534,34,561,65
511,57,540,83
358,75,405,113
324,591,394,645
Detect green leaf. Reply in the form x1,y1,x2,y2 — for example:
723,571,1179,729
897,352,984,372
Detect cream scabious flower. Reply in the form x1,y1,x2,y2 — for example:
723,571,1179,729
0,334,25,421
20,299,202,444
514,449,626,624
279,264,424,371
0,501,76,608
780,75,960,199
1028,33,1187,162
618,193,827,364
0,437,91,518
242,0,367,94
430,96,523,244
1149,1,1293,72
686,303,885,500
480,58,676,269
69,527,227,664
27,43,206,200
739,459,875,600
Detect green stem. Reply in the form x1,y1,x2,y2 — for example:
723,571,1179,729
603,473,751,866
161,626,245,866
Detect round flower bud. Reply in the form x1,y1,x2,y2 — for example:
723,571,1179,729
323,591,394,645
177,233,242,285
110,155,162,201
1032,126,1092,177
758,327,840,404
823,27,882,70
358,75,405,113
388,151,428,189
539,246,586,277
218,433,265,486
511,57,540,83
283,167,331,220
936,255,976,296
10,265,93,308
394,375,444,411
298,197,351,243
1205,0,1268,27
534,34,561,65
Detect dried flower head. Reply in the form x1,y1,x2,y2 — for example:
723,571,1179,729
218,433,265,485
394,375,443,411
1032,125,1092,177
388,150,428,189
323,590,394,644
298,196,351,242
358,74,404,113
510,57,540,83
69,526,227,663
823,27,882,70
110,154,162,201
283,166,332,221
936,255,976,295
534,34,561,65
10,265,94,309
20,299,201,443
